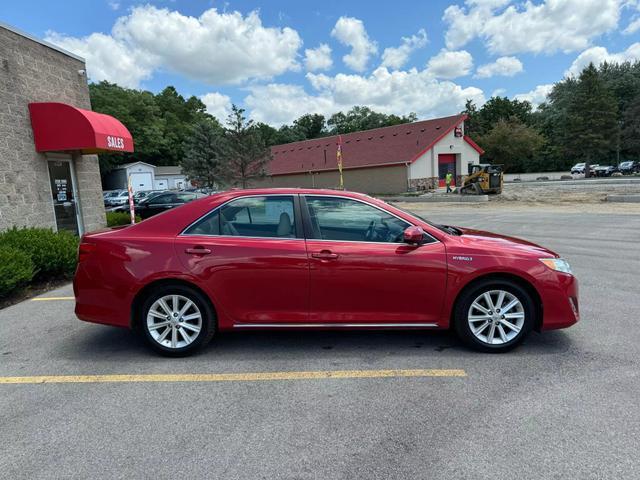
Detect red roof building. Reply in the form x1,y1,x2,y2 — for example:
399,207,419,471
256,114,483,194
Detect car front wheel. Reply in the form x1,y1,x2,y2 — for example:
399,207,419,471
454,280,535,353
140,284,215,356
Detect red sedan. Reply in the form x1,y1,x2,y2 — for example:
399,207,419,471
74,189,579,356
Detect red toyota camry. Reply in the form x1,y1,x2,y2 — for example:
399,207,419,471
74,189,579,356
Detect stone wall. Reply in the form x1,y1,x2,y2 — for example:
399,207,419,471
409,177,438,191
0,25,105,233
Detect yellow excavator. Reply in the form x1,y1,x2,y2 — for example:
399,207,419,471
458,164,504,195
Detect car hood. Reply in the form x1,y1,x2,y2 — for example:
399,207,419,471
453,226,559,258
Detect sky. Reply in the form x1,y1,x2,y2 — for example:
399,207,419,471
2,0,640,126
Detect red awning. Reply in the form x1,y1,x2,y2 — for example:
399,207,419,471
28,102,134,154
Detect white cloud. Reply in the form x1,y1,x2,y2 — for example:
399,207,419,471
304,44,333,71
624,17,640,33
514,83,554,108
201,92,232,122
108,1,120,10
426,49,474,79
245,67,485,126
624,0,640,33
380,29,428,70
444,0,622,55
331,16,378,71
491,88,507,97
46,5,302,88
566,42,640,76
44,31,155,88
245,84,338,125
475,56,523,78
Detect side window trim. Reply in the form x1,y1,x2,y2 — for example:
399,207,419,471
300,194,438,245
180,194,304,240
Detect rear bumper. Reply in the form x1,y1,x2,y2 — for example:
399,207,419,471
73,263,132,328
539,272,579,330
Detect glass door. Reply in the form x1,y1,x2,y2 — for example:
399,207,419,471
47,159,80,235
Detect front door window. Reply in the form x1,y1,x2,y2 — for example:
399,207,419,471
47,160,79,235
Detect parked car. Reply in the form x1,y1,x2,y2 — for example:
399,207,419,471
103,189,128,207
75,189,579,356
134,191,204,219
570,163,600,176
570,163,585,174
594,165,618,177
619,161,640,175
133,190,164,203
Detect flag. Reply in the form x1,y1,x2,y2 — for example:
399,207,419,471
127,174,136,225
337,135,344,189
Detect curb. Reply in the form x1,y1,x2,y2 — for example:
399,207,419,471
606,194,640,203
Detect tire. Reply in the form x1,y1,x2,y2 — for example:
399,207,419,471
140,284,215,357
453,279,535,353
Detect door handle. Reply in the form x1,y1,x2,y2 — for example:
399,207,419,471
311,251,339,260
185,247,212,255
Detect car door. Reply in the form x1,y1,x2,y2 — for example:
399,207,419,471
302,195,448,325
174,195,310,324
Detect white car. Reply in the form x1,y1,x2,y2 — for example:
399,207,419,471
570,163,599,176
570,163,585,174
104,189,129,207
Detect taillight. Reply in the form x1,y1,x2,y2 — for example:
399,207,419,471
78,242,96,262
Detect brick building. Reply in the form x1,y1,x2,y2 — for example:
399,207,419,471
0,22,133,235
256,114,483,194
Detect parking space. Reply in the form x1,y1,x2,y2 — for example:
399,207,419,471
1,207,640,479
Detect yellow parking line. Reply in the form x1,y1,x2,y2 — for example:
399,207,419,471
0,369,467,384
30,296,74,301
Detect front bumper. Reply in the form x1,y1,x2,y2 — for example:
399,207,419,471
539,272,579,330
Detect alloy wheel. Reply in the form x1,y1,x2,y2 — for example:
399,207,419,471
467,290,525,345
146,294,203,349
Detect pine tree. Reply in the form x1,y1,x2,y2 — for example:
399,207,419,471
621,94,640,159
565,63,619,174
181,118,227,188
224,105,270,188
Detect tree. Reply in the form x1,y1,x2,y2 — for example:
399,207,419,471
327,106,416,134
477,118,545,172
621,94,640,158
461,99,479,138
565,63,619,173
471,97,534,137
293,113,326,139
223,105,271,188
154,86,209,166
181,117,227,188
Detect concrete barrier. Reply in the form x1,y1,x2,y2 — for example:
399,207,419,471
606,194,640,203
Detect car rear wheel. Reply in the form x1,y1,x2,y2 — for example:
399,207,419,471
454,280,534,353
140,284,215,357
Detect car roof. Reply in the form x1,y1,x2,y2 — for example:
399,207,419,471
216,188,372,198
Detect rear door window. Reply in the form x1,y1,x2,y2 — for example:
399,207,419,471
184,196,297,238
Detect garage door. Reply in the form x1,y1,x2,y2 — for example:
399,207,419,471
130,172,153,192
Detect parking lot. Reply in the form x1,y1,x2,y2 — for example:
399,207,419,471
1,205,640,479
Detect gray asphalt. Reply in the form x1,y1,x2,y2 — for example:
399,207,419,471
1,208,639,479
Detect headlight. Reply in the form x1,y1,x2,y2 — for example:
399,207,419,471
540,258,572,274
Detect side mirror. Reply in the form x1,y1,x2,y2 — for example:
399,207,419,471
403,226,426,245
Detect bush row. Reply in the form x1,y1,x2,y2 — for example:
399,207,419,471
0,227,79,298
106,211,141,226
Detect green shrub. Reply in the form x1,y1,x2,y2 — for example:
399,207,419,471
106,211,141,227
0,246,35,297
0,227,79,280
